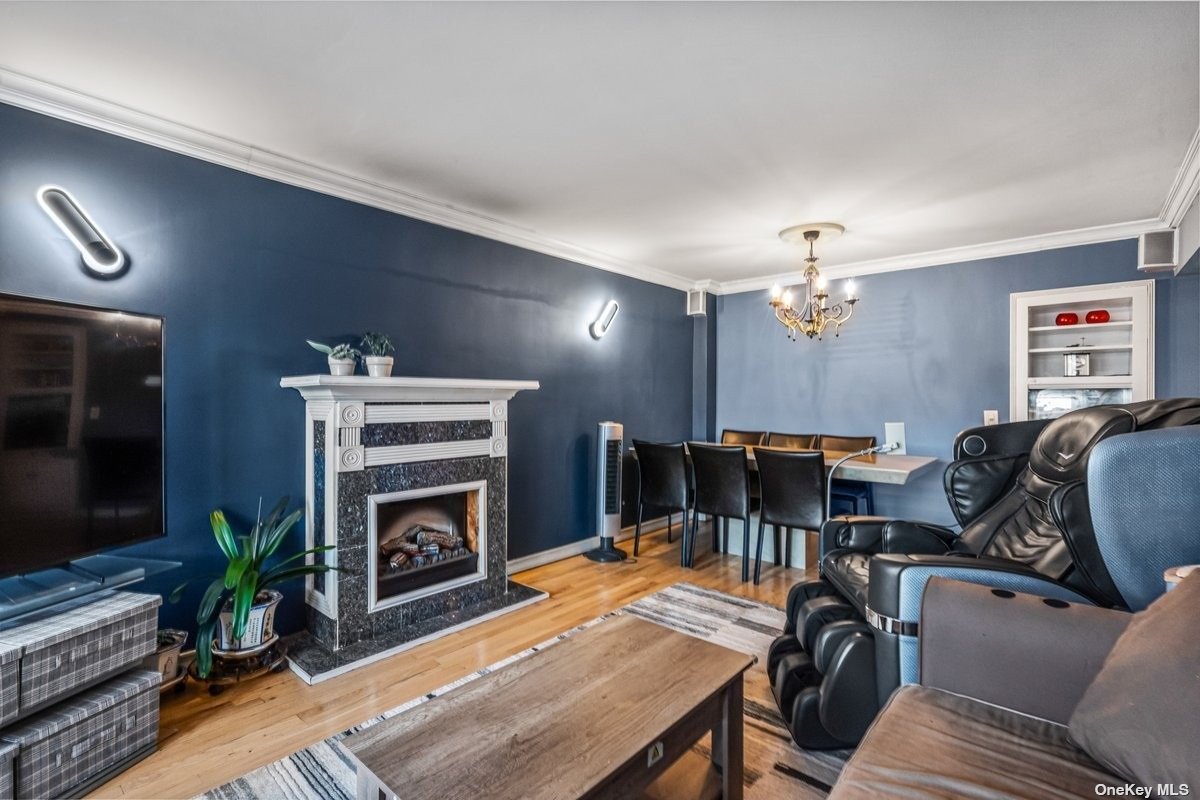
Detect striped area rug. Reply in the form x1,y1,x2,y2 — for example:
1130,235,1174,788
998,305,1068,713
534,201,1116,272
198,583,848,800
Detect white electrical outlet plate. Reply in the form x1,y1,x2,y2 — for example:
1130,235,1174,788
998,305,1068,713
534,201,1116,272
884,422,907,454
983,410,1000,426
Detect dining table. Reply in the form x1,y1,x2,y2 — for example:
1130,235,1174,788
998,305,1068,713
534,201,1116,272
630,442,939,568
708,443,938,486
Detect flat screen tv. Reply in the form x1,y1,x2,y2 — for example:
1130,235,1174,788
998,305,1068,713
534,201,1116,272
0,293,164,578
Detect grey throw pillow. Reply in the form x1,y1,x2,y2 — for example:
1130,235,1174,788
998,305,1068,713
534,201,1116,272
1069,572,1200,788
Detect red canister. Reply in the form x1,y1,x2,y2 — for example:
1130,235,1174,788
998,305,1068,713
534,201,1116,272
1085,309,1111,324
1055,312,1079,326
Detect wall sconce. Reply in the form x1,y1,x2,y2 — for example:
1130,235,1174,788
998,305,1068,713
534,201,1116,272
36,186,127,277
590,299,620,339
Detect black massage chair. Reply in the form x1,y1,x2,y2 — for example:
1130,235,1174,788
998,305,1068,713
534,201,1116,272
767,398,1200,749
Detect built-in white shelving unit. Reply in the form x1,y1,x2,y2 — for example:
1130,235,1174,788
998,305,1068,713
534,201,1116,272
1010,280,1154,421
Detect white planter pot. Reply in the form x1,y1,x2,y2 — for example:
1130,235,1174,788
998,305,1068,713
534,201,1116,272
141,628,187,681
217,590,282,651
328,356,356,376
364,356,394,377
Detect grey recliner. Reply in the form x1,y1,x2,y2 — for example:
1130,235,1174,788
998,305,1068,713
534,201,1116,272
767,398,1200,749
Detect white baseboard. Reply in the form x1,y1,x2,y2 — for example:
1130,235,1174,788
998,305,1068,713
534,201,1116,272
506,516,670,574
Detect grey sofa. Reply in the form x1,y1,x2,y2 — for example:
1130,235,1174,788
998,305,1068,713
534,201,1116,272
829,577,1135,798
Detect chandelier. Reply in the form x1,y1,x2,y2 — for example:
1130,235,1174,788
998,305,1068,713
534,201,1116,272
768,222,859,341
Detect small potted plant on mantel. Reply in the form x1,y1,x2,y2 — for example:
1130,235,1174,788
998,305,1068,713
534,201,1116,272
170,496,337,685
306,339,360,376
360,331,395,377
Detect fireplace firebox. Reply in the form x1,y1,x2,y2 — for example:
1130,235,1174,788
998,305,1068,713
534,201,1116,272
368,481,486,611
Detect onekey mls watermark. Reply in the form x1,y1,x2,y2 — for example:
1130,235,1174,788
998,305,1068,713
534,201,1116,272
1096,785,1190,797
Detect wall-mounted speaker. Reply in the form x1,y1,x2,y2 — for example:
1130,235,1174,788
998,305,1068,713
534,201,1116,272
1138,229,1178,273
586,421,627,562
686,289,707,316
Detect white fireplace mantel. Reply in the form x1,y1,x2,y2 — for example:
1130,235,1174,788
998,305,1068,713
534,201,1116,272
282,373,542,664
280,374,540,403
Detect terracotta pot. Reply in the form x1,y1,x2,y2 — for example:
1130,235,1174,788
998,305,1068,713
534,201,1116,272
1055,312,1079,326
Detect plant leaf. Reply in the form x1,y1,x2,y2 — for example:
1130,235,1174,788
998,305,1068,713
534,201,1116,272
210,510,238,562
306,339,332,355
195,619,217,679
260,508,303,561
231,570,259,640
169,575,221,604
196,578,227,625
259,546,337,584
224,555,250,590
253,496,288,561
259,565,335,590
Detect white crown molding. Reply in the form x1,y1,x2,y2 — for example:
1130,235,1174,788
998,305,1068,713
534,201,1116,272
1160,125,1200,229
3,67,1195,297
0,68,697,292
708,217,1164,295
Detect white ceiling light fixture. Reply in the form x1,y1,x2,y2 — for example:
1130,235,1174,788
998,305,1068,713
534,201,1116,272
590,299,620,340
768,222,859,341
36,185,127,277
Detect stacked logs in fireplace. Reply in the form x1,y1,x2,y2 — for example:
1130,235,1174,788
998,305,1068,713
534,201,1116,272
380,524,471,572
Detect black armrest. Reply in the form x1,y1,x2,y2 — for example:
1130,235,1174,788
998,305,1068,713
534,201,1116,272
880,521,957,555
820,517,955,562
821,516,888,556
919,577,1129,724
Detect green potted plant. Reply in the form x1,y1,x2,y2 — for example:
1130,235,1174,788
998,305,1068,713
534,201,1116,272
360,332,394,377
307,339,361,376
170,496,337,679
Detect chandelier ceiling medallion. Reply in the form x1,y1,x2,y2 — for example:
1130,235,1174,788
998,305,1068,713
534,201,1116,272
768,222,859,341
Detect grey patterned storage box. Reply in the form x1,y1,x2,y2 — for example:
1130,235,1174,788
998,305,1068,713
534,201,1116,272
0,592,159,718
0,741,16,800
0,643,19,728
1,668,160,799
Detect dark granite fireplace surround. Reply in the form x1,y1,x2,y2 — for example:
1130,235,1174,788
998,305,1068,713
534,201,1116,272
283,376,544,683
323,450,504,648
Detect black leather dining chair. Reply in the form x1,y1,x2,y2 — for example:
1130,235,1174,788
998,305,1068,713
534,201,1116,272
721,429,767,446
752,448,827,585
630,440,690,563
818,433,877,515
766,432,819,450
688,443,753,581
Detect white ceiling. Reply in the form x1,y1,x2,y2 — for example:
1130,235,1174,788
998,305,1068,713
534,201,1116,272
0,1,1196,290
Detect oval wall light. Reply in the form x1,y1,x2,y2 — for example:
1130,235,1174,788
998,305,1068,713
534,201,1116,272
36,186,127,277
590,299,620,339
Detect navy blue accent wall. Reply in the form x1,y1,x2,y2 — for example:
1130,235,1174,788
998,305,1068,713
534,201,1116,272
716,240,1200,526
0,103,693,634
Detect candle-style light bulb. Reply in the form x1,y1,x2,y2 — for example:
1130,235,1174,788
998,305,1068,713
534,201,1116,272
782,289,794,306
770,283,782,300
816,275,828,290
845,279,858,300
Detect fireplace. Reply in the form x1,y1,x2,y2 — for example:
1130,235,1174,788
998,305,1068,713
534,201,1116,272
369,481,486,611
281,374,545,683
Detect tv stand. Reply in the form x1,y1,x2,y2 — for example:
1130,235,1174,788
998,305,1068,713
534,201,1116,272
0,556,179,624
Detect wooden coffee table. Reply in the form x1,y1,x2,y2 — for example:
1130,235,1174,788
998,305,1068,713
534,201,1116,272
343,614,756,800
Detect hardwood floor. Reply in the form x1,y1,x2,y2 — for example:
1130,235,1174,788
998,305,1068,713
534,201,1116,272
91,522,815,799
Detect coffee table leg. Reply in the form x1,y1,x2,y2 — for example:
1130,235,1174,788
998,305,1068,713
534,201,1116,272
357,766,392,800
711,678,744,800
